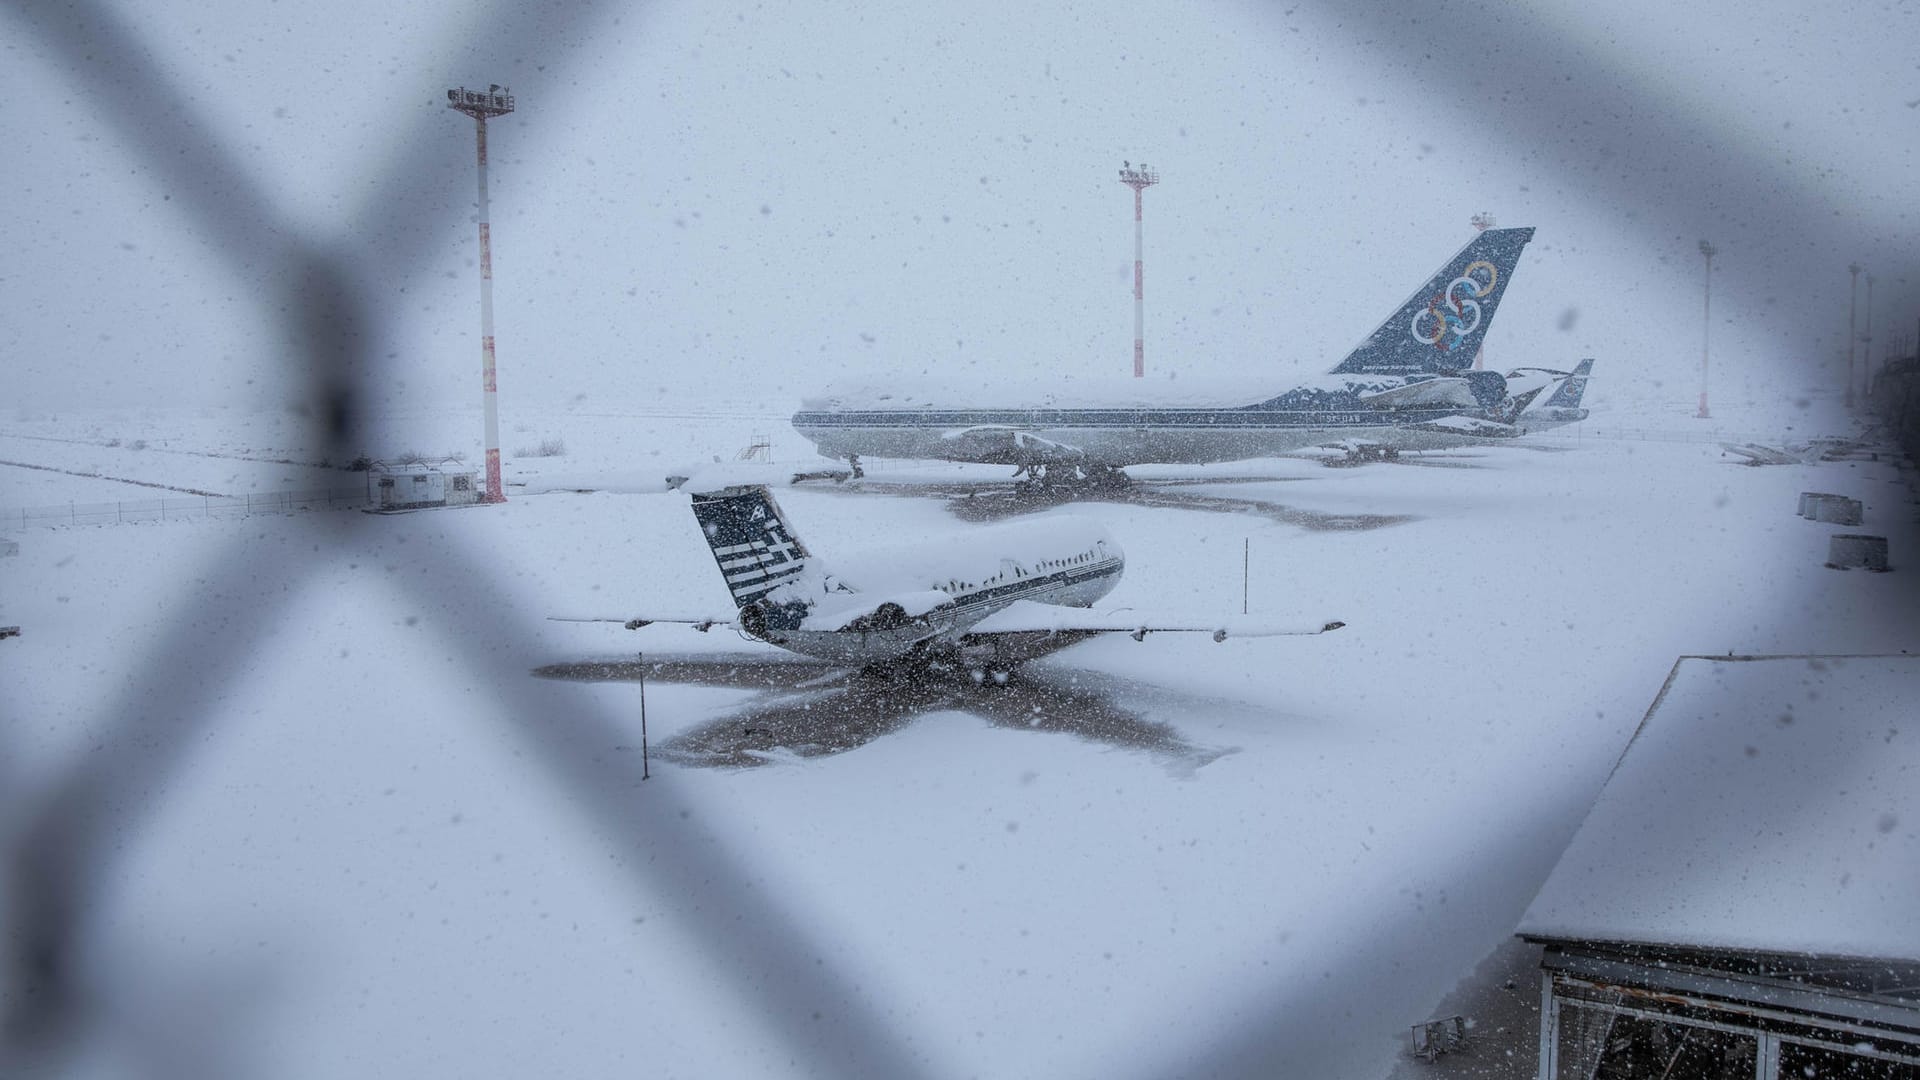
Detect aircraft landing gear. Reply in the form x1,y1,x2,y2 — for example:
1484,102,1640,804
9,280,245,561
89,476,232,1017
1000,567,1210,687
1331,443,1399,465
1078,463,1132,489
968,665,1013,686
1012,461,1132,492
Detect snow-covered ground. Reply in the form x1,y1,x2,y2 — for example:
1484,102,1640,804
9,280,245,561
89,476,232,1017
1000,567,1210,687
2,399,1915,1078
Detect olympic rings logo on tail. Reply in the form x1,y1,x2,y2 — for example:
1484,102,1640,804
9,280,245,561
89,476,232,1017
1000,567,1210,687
1409,259,1500,350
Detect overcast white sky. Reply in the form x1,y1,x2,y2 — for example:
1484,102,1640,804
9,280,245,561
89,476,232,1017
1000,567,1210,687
4,0,1915,417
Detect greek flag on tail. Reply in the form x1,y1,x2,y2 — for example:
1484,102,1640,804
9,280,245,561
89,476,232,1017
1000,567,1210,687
1331,227,1535,377
690,485,812,609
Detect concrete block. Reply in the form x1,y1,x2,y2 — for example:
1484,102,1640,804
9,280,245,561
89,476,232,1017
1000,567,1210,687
1808,494,1864,526
1826,534,1890,571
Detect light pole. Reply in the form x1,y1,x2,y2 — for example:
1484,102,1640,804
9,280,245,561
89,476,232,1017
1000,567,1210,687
1696,240,1715,420
1118,162,1159,378
448,85,516,504
1847,263,1862,409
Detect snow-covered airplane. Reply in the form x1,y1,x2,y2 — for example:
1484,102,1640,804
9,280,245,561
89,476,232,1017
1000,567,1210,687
1511,357,1593,429
791,227,1538,486
594,481,1341,679
1321,357,1594,461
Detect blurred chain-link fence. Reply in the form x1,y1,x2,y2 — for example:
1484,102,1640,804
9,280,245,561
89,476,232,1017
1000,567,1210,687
1,0,1913,1076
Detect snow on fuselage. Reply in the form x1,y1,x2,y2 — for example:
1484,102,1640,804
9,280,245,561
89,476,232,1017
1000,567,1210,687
750,515,1123,666
792,225,1541,470
790,372,1512,468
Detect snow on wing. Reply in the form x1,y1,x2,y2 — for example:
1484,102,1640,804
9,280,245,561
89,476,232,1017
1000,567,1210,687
967,600,1344,640
937,426,1085,464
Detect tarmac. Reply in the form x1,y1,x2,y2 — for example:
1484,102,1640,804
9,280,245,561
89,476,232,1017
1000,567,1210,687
1384,936,1545,1080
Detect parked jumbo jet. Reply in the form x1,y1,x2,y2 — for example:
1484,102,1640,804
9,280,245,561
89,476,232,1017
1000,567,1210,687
577,481,1341,680
792,227,1538,485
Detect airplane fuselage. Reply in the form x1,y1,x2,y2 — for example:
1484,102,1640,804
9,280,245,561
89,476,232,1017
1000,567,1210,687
744,517,1123,667
790,227,1542,474
791,399,1509,469
605,482,1341,677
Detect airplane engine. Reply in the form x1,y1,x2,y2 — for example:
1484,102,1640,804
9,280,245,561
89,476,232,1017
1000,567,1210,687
737,601,770,639
737,598,809,641
839,601,911,633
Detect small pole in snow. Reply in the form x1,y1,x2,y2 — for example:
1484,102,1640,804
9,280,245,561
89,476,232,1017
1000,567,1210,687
638,650,650,780
1242,538,1250,615
1696,239,1715,419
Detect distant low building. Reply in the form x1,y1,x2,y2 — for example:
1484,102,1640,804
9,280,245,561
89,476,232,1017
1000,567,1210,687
367,460,479,510
1520,654,1920,1079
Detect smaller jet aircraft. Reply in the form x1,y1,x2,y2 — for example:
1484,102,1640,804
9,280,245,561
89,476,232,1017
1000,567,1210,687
568,480,1342,680
1316,358,1593,462
1511,357,1594,429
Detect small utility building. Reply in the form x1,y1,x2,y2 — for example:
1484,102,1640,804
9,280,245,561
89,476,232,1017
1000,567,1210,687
367,460,479,510
1521,654,1919,1079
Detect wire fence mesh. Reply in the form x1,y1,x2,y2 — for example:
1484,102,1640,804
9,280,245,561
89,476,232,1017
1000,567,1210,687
0,489,372,530
0,0,941,1072
1,0,1912,1077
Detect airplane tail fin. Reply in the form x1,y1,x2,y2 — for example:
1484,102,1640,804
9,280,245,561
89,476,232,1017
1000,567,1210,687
689,484,814,611
1541,357,1594,409
1330,227,1535,376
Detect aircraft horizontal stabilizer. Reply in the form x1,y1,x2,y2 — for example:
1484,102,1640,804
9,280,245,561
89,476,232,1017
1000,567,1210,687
968,601,1344,641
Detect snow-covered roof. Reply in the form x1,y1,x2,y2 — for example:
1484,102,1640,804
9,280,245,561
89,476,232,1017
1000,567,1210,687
1520,655,1920,962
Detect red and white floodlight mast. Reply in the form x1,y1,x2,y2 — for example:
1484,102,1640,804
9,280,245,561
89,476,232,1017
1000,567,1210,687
1119,162,1159,378
1469,212,1496,370
448,84,515,503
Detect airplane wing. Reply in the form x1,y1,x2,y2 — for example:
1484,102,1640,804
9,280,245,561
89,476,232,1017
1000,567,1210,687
937,425,1085,464
1720,442,1817,466
1403,416,1524,438
967,601,1344,642
1355,377,1485,409
549,614,734,632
